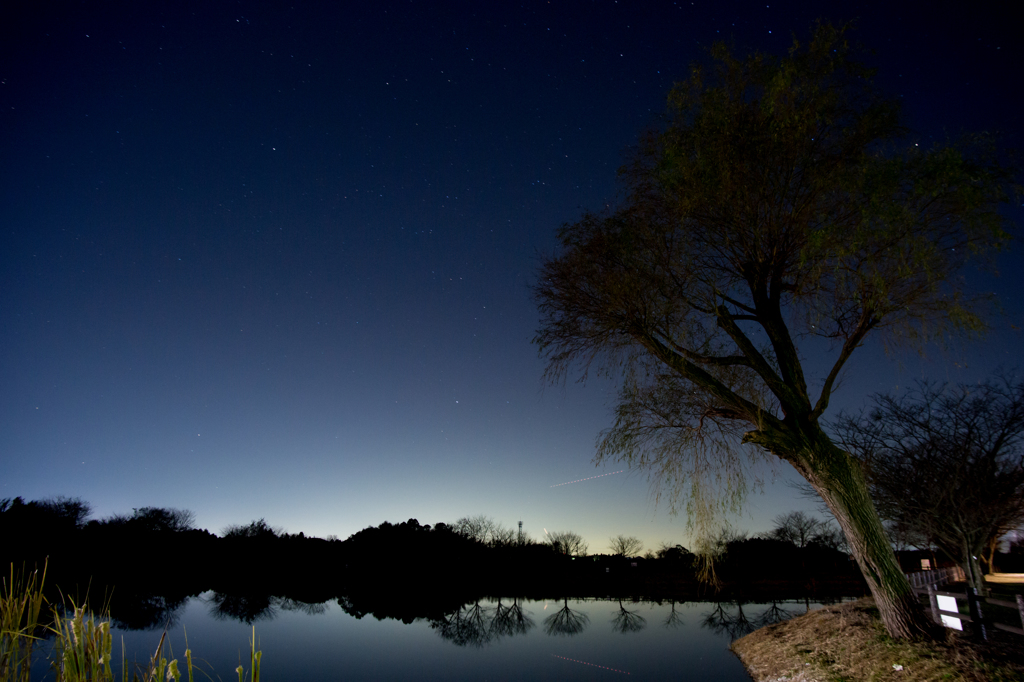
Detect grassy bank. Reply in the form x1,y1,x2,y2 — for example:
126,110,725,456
732,596,1024,682
1,563,262,682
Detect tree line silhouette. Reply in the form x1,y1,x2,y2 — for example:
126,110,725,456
2,495,867,630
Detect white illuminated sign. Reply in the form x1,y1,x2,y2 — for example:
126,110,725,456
936,595,962,630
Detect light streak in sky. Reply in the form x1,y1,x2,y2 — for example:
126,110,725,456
549,470,624,487
552,655,631,674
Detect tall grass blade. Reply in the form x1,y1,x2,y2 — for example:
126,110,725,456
0,561,48,682
3,563,260,682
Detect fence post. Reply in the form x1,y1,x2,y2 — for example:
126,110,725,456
927,584,941,625
967,587,987,641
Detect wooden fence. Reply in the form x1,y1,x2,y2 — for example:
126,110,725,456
923,585,1024,640
905,566,965,590
905,568,1024,639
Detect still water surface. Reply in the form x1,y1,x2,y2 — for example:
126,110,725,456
48,596,836,681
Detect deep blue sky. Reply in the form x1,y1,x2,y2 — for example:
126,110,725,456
2,1,1021,552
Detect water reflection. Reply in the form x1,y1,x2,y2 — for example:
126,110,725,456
702,601,754,639
490,597,534,639
610,598,647,634
432,601,492,647
663,599,685,629
543,598,589,637
104,587,841,650
278,597,329,616
208,592,278,624
207,592,331,624
108,592,188,631
701,600,798,640
98,595,837,681
757,601,797,628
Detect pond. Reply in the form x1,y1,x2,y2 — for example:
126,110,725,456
33,594,844,681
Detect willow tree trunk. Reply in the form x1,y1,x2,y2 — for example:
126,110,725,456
749,423,939,639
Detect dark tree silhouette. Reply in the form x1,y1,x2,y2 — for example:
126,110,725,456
115,507,196,532
765,511,824,549
0,495,92,529
546,530,588,557
37,496,93,527
533,21,1018,638
222,518,280,539
656,542,692,564
609,535,644,557
838,376,1024,591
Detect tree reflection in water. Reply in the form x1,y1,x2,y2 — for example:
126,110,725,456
701,601,753,639
754,602,795,629
432,601,493,647
207,593,330,624
701,601,796,640
279,597,328,616
109,593,188,631
489,597,534,639
662,600,684,629
208,592,277,624
543,598,589,637
610,599,647,634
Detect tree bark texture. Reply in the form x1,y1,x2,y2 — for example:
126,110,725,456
749,422,938,639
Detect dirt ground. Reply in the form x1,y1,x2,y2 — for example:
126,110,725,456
731,596,1024,682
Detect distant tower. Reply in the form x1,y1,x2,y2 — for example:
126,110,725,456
518,520,524,546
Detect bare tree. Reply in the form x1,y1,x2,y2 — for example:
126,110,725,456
490,525,517,547
609,534,644,557
811,522,849,554
765,512,824,549
104,506,197,532
451,515,518,547
547,530,589,557
837,376,1024,592
882,519,930,554
451,515,494,544
532,22,1017,638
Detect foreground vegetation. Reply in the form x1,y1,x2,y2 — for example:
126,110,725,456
0,563,262,682
732,596,1024,682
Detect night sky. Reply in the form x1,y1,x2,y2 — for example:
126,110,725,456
3,1,1021,551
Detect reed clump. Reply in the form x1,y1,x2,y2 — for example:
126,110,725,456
1,562,262,682
0,563,47,682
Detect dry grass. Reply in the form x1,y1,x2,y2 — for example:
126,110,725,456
731,597,1024,682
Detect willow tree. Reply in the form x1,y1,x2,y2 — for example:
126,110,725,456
533,23,1017,639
